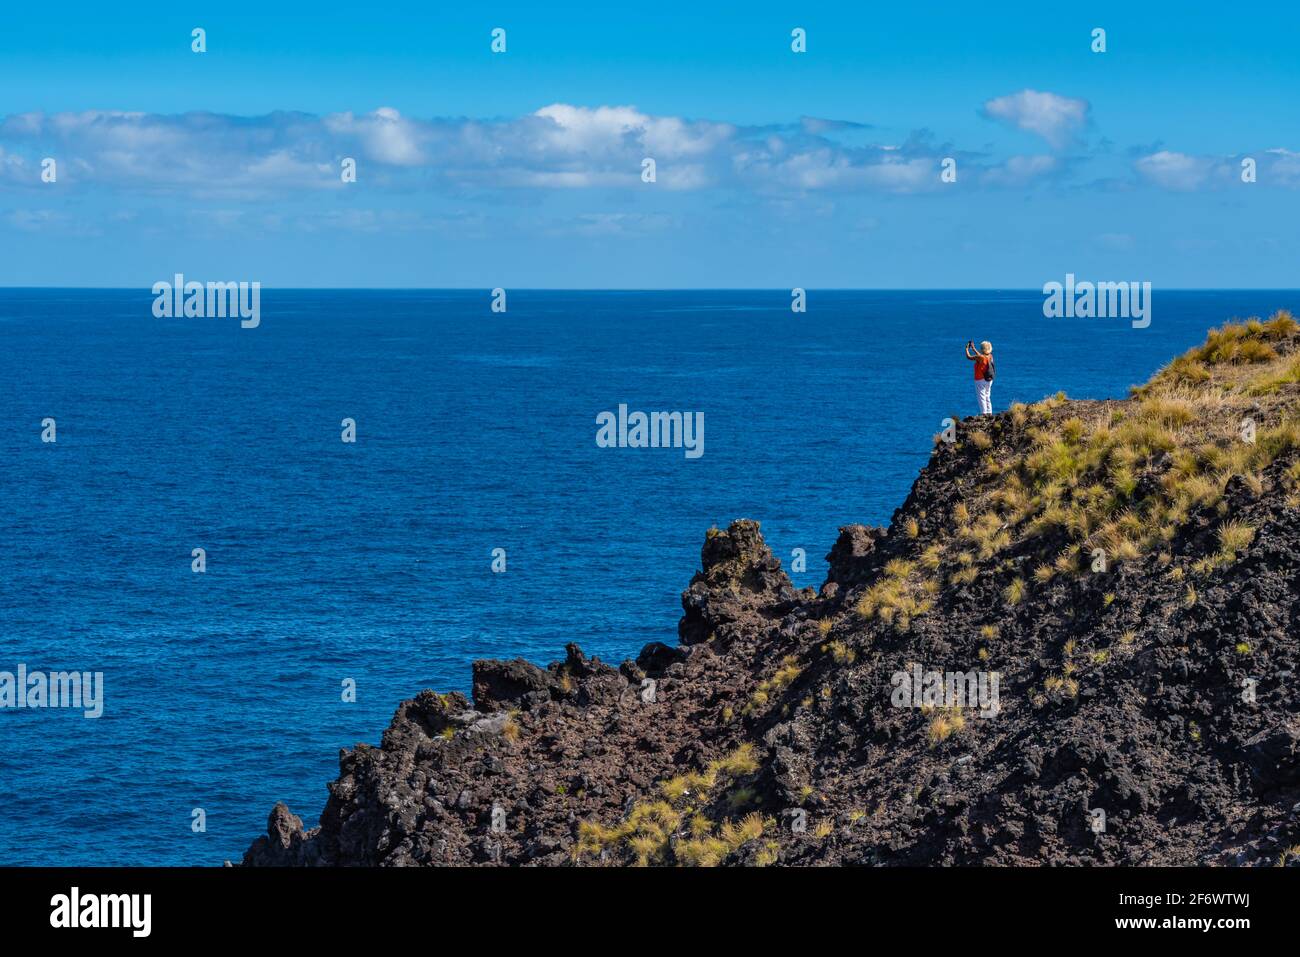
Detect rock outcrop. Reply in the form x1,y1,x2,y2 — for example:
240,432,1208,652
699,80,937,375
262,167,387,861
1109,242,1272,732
243,316,1300,866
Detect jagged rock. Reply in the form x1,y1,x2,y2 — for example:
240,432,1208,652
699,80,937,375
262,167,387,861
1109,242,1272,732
472,658,559,711
557,643,617,679
825,524,887,589
636,642,685,675
1244,721,1300,793
243,803,310,867
678,519,792,645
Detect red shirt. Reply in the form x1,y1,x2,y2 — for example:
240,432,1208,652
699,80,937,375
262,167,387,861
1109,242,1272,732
974,355,990,380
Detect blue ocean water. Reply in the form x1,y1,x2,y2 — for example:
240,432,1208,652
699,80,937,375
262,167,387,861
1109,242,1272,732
1,288,1295,866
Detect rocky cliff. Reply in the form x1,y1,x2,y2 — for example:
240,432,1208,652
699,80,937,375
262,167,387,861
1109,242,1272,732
243,315,1300,866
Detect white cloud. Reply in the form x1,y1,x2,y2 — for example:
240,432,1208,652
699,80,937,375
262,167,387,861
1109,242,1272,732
0,104,948,197
731,146,937,194
1134,150,1221,191
1265,148,1300,187
532,104,732,161
324,107,426,165
0,109,340,193
0,145,27,180
980,154,1059,187
5,101,1282,205
1132,148,1300,191
981,90,1089,149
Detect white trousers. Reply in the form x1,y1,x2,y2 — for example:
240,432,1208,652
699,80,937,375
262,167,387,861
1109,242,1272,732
976,380,993,416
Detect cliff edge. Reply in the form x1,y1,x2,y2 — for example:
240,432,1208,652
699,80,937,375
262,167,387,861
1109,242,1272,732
243,314,1300,866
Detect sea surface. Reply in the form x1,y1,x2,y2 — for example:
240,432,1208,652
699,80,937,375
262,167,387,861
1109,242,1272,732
1,288,1295,865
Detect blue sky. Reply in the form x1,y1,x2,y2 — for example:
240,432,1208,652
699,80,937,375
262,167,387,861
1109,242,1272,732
1,1,1297,287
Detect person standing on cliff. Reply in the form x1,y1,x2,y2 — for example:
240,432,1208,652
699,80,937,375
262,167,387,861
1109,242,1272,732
965,340,995,415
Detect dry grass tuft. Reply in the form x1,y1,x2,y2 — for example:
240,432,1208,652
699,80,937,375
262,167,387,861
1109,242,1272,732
856,559,934,631
934,315,1299,587
927,708,966,746
577,744,764,865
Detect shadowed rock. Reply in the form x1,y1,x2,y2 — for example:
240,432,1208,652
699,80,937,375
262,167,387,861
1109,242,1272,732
472,659,559,711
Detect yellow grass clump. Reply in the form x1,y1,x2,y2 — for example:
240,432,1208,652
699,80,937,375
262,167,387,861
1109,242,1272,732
576,744,764,865
940,315,1297,584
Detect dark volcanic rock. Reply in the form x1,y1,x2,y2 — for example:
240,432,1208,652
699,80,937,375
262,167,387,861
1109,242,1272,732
472,658,559,711
1244,720,1300,793
824,524,887,591
678,518,794,646
636,642,686,675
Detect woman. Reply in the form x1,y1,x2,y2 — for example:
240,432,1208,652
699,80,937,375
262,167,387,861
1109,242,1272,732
965,340,995,415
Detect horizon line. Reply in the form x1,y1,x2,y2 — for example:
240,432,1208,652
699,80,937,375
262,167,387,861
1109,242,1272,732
2,286,1299,293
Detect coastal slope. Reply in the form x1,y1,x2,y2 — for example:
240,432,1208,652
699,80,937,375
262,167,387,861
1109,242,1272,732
243,315,1300,866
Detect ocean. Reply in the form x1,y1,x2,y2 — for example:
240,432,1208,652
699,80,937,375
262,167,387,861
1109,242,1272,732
1,288,1295,865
